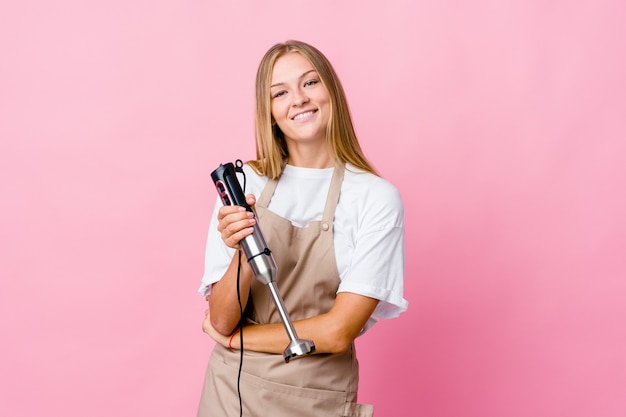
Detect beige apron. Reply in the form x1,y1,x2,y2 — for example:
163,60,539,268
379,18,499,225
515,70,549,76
197,165,374,417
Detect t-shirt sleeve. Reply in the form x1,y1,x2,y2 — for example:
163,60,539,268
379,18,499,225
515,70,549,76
197,195,236,297
336,181,408,330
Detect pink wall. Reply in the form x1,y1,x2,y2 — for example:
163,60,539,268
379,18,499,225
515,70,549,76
1,1,625,416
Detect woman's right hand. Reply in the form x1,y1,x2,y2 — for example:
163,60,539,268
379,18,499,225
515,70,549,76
216,194,257,249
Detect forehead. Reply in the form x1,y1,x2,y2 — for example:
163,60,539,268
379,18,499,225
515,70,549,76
270,52,316,84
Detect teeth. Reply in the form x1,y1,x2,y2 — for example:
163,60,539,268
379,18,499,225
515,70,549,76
293,111,314,120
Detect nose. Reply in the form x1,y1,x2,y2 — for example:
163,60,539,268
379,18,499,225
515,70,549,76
291,88,309,106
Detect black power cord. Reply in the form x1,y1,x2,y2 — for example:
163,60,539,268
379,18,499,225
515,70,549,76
235,250,244,417
234,159,246,417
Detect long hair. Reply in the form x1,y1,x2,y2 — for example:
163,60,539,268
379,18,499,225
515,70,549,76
248,40,378,179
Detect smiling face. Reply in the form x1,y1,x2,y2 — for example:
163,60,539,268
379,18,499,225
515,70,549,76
269,52,331,157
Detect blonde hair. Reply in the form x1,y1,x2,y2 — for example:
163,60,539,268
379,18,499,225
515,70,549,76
248,40,378,179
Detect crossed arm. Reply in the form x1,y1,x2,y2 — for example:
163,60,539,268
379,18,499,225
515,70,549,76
202,195,379,354
204,291,378,354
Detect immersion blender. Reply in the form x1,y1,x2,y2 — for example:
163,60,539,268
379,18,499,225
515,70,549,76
211,162,315,362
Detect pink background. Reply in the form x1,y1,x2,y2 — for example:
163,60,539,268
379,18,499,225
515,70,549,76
1,1,625,416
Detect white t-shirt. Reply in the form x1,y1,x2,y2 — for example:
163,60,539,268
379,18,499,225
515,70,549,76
199,163,408,332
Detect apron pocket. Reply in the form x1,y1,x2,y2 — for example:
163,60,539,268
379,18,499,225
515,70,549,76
258,376,366,417
208,345,371,417
342,401,375,417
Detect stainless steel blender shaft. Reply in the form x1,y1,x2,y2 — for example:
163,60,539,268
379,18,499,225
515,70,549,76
241,230,316,363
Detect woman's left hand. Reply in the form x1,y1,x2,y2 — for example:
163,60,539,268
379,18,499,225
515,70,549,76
202,308,230,348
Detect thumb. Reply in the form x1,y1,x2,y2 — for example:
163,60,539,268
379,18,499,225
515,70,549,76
246,194,256,209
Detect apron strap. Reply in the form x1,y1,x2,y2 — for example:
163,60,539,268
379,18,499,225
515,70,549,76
321,163,345,223
257,176,278,208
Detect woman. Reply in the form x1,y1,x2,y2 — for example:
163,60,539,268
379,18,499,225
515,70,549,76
197,40,408,417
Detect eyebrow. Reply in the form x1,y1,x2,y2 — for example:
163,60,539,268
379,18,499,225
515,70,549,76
270,69,318,88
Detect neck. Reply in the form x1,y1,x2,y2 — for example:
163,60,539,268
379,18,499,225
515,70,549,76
287,143,334,169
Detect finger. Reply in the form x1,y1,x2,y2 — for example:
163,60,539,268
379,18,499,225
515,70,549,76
217,205,246,222
222,215,256,235
217,208,253,233
220,214,256,245
223,225,255,248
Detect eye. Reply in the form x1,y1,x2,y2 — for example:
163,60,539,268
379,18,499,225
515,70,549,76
272,90,287,99
304,79,319,87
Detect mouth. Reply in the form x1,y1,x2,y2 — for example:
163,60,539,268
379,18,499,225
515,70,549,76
291,110,317,121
